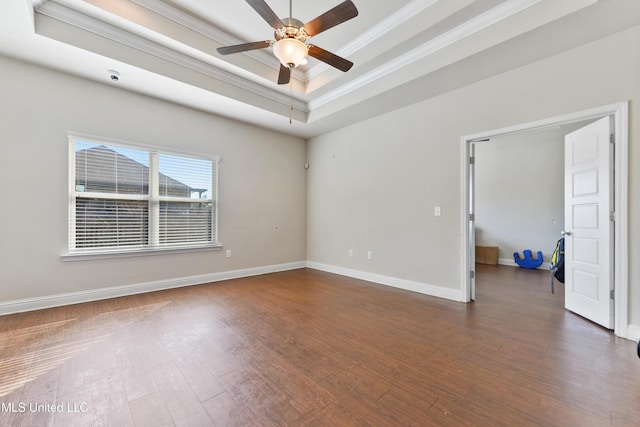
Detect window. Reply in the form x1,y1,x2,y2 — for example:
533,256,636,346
69,135,218,254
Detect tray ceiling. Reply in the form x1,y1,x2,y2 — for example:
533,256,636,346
1,0,638,137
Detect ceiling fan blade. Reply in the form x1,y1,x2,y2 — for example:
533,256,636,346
245,0,285,29
217,40,272,55
277,64,291,85
304,0,358,37
308,45,353,72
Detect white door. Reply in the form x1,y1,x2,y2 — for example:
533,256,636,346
469,143,476,301
564,116,613,329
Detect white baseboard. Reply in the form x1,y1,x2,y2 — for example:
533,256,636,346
0,261,306,316
498,257,549,270
498,257,517,267
3,261,636,343
627,324,640,342
306,261,464,302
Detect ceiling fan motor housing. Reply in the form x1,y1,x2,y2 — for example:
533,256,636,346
275,18,309,42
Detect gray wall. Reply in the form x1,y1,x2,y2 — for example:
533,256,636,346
0,55,307,303
307,26,640,328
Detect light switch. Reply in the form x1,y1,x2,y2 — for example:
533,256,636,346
434,206,442,216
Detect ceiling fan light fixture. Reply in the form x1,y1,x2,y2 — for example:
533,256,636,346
273,38,308,68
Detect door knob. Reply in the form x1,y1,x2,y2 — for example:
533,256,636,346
561,230,572,236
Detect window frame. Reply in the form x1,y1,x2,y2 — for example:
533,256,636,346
64,133,221,260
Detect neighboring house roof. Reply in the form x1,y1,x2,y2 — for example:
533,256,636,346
75,145,206,196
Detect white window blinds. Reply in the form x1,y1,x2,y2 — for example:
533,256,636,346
70,137,217,252
157,153,214,245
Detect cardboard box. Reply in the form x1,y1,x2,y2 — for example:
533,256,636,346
476,246,498,265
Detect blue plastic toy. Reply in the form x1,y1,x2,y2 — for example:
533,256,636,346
513,249,543,269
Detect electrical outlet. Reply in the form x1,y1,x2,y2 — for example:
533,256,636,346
367,251,373,260
348,249,353,257
226,250,232,258
434,206,442,216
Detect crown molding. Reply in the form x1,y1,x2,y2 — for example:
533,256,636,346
309,0,542,110
132,0,241,47
306,0,441,82
34,0,308,112
131,0,305,83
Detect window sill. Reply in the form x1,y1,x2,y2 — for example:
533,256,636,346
61,244,223,262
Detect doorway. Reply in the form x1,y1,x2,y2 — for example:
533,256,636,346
460,102,629,339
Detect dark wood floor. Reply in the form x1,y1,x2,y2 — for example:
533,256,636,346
1,265,638,426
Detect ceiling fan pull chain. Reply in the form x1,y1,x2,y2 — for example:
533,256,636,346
289,79,293,124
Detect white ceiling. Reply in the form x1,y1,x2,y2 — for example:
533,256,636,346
1,0,639,138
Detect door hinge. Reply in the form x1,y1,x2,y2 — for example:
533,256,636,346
610,289,615,300
469,213,475,221
469,156,475,165
610,211,615,222
470,270,475,279
610,133,615,144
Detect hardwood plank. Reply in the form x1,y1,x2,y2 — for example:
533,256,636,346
118,366,159,403
201,391,260,427
150,361,213,426
375,387,438,426
50,386,94,427
177,358,226,402
128,390,173,427
216,366,302,424
90,371,135,426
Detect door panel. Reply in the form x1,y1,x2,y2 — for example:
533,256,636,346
573,170,598,195
564,116,613,329
573,270,599,300
573,237,598,264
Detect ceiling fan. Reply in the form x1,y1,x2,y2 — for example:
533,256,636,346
217,0,358,85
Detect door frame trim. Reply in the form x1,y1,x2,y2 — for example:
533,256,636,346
460,102,629,339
